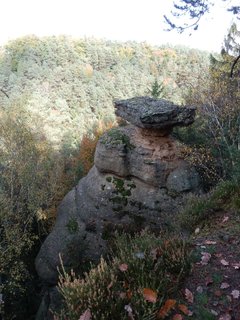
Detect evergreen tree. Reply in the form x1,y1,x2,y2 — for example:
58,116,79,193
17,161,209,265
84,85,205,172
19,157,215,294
149,79,165,98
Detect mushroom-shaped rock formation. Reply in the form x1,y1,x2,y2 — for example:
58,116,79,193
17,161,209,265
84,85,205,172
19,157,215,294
35,97,201,285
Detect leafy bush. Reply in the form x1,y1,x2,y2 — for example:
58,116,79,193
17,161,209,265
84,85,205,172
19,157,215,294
56,230,192,320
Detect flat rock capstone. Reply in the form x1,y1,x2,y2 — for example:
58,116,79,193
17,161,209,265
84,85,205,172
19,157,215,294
115,96,196,130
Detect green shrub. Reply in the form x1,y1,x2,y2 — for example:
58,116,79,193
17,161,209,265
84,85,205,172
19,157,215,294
211,179,240,212
66,217,79,234
179,179,240,231
160,237,192,277
179,194,215,231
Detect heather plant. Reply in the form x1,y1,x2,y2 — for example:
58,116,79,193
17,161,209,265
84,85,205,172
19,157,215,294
56,230,192,320
57,258,120,320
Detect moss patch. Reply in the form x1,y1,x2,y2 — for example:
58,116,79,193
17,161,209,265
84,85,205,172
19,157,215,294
66,217,79,234
101,128,135,150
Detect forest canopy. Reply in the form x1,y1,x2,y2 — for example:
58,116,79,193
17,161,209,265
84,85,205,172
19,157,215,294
0,36,209,149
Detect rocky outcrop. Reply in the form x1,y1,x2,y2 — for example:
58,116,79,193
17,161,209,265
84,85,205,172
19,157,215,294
35,97,201,287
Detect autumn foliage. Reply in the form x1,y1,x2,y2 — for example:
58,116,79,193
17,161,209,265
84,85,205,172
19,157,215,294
76,121,113,176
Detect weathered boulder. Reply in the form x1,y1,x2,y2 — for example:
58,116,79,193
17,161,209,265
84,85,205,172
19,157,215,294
35,96,201,287
166,166,200,193
115,96,195,130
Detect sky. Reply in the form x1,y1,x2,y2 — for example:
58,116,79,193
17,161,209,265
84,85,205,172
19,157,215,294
0,0,238,52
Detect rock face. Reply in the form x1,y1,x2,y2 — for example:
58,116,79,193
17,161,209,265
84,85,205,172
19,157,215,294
35,97,201,286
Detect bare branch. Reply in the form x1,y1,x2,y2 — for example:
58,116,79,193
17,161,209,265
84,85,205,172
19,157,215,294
0,88,9,99
230,54,240,78
164,0,212,33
